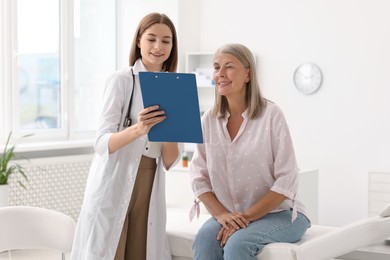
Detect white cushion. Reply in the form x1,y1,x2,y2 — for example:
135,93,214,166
166,210,390,260
258,225,335,259
296,215,390,260
167,211,209,258
166,211,335,260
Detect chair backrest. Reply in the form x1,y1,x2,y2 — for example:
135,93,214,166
0,206,76,253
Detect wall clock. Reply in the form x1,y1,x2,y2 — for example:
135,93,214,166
293,62,322,95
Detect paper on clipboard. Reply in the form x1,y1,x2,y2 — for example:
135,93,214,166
138,71,203,143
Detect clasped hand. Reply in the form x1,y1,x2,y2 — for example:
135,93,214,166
216,212,250,246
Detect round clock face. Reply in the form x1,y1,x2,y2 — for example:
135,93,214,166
293,63,322,95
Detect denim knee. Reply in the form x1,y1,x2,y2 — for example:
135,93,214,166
223,232,259,260
193,218,223,260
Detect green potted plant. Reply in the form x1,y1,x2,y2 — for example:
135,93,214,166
182,152,189,168
0,131,29,206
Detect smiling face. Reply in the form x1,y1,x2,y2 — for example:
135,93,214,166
213,52,250,99
137,23,173,72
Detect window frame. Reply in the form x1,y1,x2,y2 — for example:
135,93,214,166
1,0,117,148
10,0,69,141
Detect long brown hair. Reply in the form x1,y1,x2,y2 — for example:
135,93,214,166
129,13,178,72
213,43,265,119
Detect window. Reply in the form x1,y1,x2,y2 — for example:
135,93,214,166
17,0,61,130
73,0,116,133
1,0,116,143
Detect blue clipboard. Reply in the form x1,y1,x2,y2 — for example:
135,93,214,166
138,71,203,143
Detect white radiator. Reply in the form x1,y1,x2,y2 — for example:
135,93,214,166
9,154,93,221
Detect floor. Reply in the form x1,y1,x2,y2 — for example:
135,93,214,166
0,240,389,260
335,240,390,260
0,250,70,260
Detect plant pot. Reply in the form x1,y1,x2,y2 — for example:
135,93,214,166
0,184,9,207
182,159,188,167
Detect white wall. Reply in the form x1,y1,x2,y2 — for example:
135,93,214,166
118,0,390,226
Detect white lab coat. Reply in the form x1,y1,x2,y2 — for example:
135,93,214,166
71,59,181,260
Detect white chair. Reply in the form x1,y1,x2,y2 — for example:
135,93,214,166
0,206,76,260
166,203,390,260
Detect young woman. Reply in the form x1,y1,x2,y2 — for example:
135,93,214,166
190,43,310,260
71,13,181,260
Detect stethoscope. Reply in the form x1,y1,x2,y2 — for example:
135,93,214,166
123,68,135,127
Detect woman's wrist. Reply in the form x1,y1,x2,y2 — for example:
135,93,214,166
243,211,255,222
127,123,143,139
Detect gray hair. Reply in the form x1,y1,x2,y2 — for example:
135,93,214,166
212,43,265,119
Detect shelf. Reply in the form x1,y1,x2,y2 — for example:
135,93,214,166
168,163,190,172
186,52,215,119
185,52,214,86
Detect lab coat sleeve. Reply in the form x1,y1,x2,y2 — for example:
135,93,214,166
94,70,130,157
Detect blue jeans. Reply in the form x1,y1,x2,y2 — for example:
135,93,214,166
192,210,310,260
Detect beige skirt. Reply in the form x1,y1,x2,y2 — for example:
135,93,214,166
114,155,157,260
